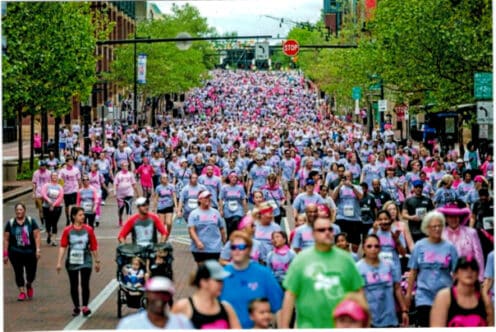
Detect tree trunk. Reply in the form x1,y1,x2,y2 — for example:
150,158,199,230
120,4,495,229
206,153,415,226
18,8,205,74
41,110,48,160
54,116,61,159
30,113,35,170
17,108,23,174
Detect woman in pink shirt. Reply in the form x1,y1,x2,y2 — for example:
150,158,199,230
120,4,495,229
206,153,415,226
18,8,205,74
135,157,154,200
440,203,485,282
41,172,64,246
114,161,138,226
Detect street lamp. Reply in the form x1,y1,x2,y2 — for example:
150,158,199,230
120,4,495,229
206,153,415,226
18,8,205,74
80,96,92,156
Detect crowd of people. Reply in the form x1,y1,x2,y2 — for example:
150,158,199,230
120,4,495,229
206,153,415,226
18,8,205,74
4,69,495,328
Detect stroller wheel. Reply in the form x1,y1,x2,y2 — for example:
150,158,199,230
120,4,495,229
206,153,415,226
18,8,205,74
117,288,123,318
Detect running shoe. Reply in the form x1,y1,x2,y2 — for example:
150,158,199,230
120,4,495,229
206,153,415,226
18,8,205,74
72,308,80,317
17,292,26,301
101,201,105,206
51,241,58,247
27,286,34,299
82,306,91,317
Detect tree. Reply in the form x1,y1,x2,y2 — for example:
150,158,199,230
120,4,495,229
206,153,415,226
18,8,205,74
2,2,98,172
108,3,215,119
289,0,492,117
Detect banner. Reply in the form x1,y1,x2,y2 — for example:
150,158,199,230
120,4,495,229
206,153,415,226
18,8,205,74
137,53,147,84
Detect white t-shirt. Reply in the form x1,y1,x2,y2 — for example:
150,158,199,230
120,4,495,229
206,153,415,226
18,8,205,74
116,311,193,330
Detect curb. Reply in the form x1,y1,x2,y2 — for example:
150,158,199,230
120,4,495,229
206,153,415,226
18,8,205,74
3,186,32,203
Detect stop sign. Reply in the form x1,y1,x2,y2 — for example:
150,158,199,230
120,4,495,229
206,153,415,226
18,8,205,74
282,39,299,56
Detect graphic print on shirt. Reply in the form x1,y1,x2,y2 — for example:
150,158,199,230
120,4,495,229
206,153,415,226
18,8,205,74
304,262,344,300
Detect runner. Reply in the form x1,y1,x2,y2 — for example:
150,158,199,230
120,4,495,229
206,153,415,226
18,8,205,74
32,160,51,230
114,161,139,226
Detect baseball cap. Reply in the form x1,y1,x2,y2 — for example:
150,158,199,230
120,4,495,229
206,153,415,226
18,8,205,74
202,260,231,280
145,276,175,294
456,158,464,163
333,299,369,322
412,180,424,187
135,197,149,207
256,154,264,161
38,160,47,167
305,178,315,186
198,190,212,199
474,175,485,183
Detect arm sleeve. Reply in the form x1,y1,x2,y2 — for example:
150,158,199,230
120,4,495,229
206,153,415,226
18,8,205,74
118,215,137,240
87,226,98,251
60,227,70,248
54,186,64,206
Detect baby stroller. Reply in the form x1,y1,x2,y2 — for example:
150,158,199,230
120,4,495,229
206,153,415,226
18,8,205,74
116,244,148,318
115,242,174,318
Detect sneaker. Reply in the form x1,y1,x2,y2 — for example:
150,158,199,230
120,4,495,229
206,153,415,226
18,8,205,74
17,292,26,301
47,234,51,244
95,221,100,227
72,308,81,317
101,201,105,206
82,306,91,317
27,286,34,299
51,241,58,247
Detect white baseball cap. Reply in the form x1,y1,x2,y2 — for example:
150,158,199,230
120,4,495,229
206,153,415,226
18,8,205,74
145,277,175,294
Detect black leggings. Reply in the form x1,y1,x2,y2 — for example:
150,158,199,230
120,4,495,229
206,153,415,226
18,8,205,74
84,213,96,228
8,251,37,288
118,196,133,218
415,305,431,327
43,206,62,234
67,267,92,308
225,216,242,238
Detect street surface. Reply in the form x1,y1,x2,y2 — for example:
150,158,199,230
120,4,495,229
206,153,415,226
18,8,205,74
2,191,292,331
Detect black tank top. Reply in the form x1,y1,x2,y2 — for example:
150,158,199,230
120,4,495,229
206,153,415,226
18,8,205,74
446,286,487,327
189,297,230,329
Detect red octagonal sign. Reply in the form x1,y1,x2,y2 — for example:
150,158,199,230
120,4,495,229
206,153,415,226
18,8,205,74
282,39,299,57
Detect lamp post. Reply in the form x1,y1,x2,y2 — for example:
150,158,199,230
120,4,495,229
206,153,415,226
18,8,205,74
80,97,92,156
133,29,138,125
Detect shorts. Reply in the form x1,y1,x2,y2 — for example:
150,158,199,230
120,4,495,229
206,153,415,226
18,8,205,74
192,252,220,263
35,197,43,211
63,192,77,206
335,220,362,245
157,206,174,214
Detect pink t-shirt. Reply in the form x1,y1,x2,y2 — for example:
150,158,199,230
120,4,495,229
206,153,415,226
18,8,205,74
58,166,81,194
115,170,136,198
32,169,51,197
136,164,154,188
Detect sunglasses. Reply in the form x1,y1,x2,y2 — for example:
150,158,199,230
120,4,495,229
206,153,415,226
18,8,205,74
365,244,380,249
230,244,248,251
82,178,89,181
314,227,334,233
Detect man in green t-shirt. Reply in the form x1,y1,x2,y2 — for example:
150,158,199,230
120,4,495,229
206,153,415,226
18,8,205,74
279,217,365,328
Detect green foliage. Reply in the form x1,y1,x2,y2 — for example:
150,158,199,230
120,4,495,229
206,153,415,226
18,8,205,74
2,2,98,119
290,0,492,114
108,3,215,95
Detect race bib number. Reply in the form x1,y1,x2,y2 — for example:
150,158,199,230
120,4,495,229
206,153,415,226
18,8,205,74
188,198,198,209
82,201,93,213
379,251,394,264
69,249,84,265
227,200,238,212
482,217,493,230
343,205,354,217
415,207,427,219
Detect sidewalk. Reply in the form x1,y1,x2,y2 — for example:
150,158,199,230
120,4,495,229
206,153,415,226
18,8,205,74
2,140,32,160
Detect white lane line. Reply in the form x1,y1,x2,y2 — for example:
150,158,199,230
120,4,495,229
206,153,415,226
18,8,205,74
284,217,290,234
63,278,118,330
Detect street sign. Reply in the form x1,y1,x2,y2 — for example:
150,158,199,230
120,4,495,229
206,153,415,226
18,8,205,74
477,101,493,124
282,39,299,56
479,124,489,139
474,72,492,100
378,99,387,113
352,86,362,100
255,42,269,60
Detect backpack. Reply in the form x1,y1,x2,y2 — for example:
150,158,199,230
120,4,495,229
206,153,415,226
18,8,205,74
9,216,33,228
